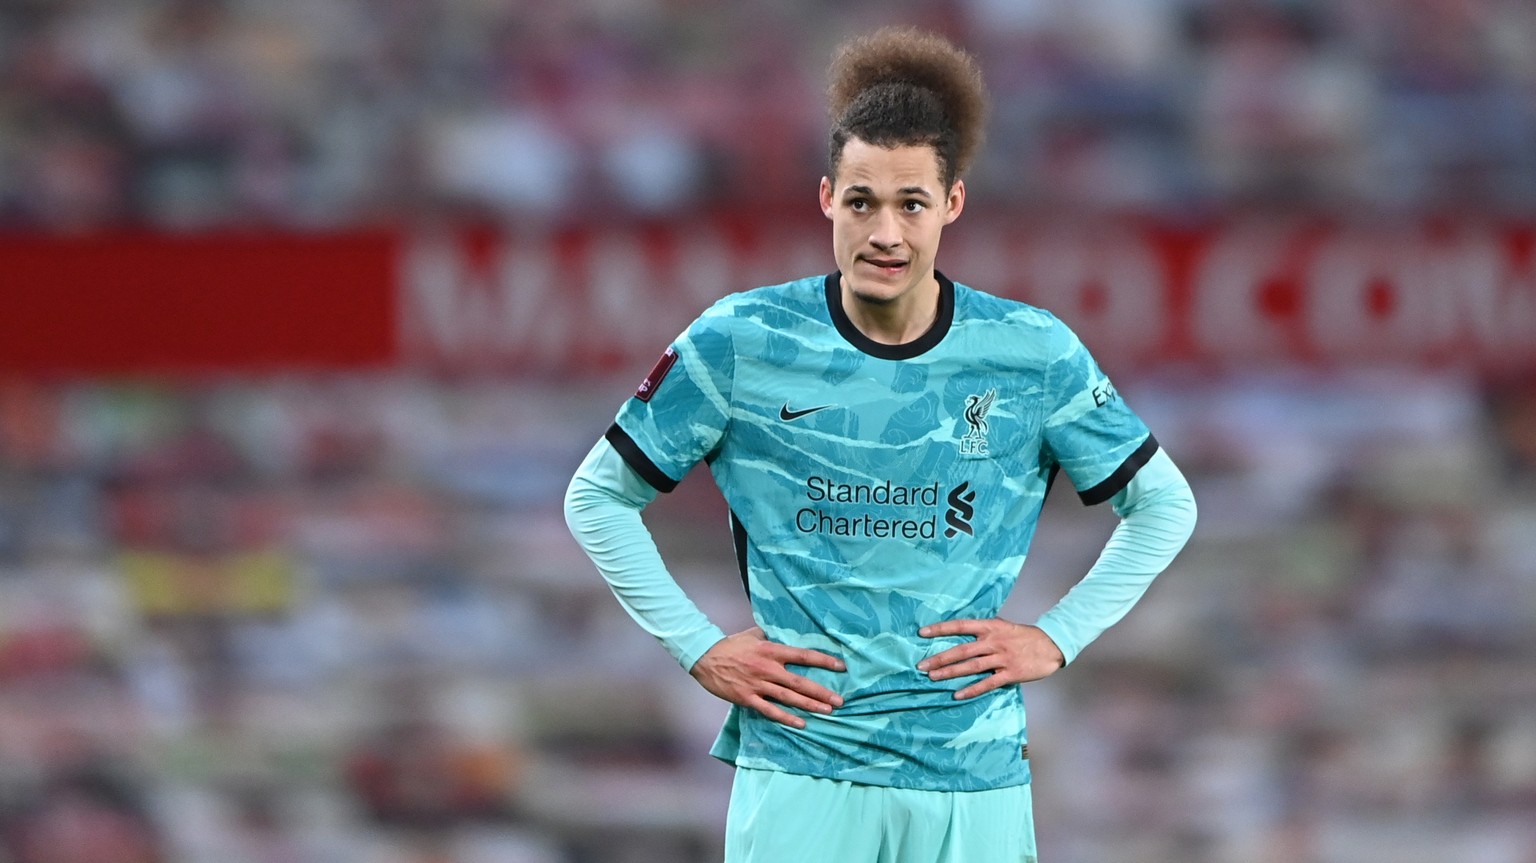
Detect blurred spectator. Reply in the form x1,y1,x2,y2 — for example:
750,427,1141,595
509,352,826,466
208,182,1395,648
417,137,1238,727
1346,0,1536,210
345,716,523,829
3,754,165,863
1486,373,1536,480
1187,1,1373,208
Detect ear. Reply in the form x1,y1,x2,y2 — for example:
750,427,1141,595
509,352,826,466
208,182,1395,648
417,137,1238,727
944,179,966,225
819,176,835,219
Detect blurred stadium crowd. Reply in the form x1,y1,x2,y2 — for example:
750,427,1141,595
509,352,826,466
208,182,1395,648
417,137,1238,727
3,0,1536,229
0,372,1533,863
2,2,1536,863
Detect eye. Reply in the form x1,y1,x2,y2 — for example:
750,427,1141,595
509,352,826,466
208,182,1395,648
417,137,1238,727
849,199,870,213
904,200,925,213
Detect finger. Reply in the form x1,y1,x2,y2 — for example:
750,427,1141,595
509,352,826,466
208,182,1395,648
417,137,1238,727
745,695,807,729
768,645,847,672
763,682,837,715
918,619,995,638
954,673,1013,701
772,673,843,708
926,655,1000,681
917,641,988,672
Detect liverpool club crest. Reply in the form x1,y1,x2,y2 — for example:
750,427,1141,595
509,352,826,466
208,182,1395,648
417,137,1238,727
960,389,996,456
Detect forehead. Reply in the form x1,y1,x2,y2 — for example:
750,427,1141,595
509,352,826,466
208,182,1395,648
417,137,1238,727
835,138,944,192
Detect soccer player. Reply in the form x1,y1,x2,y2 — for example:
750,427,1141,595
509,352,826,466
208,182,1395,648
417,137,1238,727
564,26,1197,863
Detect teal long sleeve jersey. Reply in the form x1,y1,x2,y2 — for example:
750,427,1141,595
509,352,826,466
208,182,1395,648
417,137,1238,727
565,272,1197,792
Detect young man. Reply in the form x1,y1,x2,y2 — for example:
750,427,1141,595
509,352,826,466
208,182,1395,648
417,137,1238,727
565,27,1197,863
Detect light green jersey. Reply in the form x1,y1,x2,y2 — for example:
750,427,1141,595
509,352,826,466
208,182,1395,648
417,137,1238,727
608,273,1156,791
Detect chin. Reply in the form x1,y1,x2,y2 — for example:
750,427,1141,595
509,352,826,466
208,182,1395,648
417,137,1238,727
844,271,910,306
847,284,899,306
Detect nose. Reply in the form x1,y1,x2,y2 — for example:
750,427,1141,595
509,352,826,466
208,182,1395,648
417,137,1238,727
869,207,902,251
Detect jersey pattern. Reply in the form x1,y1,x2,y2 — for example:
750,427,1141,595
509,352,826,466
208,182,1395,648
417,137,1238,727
607,272,1155,791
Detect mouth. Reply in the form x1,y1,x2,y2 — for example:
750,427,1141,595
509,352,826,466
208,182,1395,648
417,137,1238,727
859,256,908,275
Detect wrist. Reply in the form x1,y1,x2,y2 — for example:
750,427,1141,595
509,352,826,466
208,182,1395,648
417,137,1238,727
1030,622,1068,667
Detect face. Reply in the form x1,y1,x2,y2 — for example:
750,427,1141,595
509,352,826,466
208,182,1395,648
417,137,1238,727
820,137,965,311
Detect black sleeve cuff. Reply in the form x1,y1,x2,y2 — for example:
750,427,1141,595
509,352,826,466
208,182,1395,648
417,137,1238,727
1077,434,1159,506
605,423,680,493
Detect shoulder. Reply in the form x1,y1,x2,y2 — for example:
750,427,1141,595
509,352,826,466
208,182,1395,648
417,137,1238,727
710,276,825,317
950,279,1060,331
689,275,828,336
949,278,1077,356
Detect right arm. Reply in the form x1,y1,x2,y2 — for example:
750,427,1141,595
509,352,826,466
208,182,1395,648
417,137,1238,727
563,437,726,670
563,437,844,727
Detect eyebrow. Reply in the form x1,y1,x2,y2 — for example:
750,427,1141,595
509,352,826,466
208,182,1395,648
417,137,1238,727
843,184,934,199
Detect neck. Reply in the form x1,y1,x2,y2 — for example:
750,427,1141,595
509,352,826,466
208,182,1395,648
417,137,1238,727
841,273,941,345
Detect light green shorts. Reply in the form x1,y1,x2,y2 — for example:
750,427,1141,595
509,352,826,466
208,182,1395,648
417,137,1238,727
724,767,1037,863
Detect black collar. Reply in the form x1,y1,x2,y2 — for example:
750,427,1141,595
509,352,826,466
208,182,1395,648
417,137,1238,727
824,271,955,360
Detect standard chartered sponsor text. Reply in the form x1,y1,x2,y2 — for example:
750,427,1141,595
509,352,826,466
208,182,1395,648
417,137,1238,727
798,477,941,538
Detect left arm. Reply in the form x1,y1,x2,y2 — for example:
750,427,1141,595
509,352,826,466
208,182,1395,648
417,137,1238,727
919,448,1197,698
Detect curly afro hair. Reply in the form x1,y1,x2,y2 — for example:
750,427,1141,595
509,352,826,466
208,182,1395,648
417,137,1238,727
827,27,988,190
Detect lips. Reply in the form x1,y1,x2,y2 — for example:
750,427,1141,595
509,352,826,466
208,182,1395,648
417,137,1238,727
860,256,907,271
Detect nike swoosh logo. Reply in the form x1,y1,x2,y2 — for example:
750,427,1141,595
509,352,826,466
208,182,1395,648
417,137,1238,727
779,403,833,421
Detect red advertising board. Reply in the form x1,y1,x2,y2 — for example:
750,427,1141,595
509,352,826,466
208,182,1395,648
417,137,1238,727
0,231,396,374
2,217,1534,377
